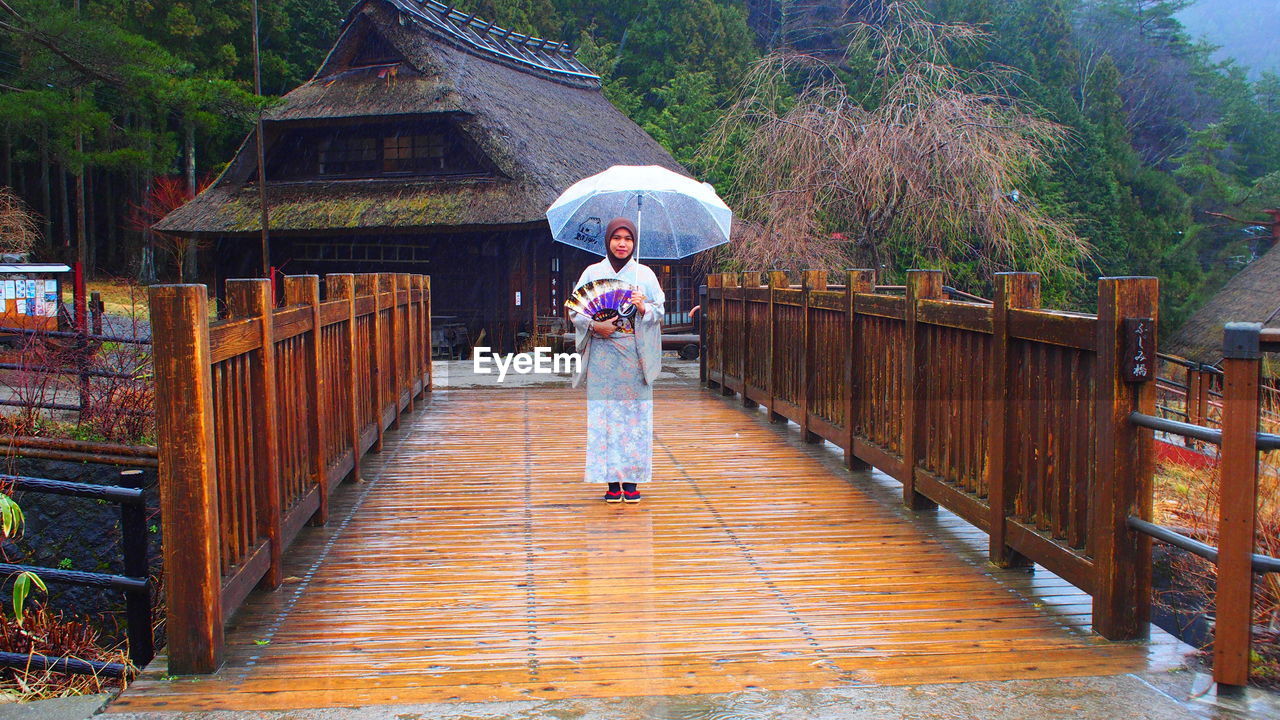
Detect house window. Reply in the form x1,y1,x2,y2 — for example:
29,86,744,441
266,118,488,181
383,133,446,173
319,136,379,176
660,265,697,326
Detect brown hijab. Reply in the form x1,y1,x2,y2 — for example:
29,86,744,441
604,217,638,269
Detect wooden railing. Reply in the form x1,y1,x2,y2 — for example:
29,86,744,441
1127,324,1280,687
1212,325,1280,687
1156,354,1280,445
149,272,431,674
702,269,1159,641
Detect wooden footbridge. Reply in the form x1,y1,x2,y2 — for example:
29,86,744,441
106,269,1276,711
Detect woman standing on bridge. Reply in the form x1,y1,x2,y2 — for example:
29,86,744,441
570,218,665,503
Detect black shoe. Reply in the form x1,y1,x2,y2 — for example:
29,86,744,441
604,482,623,503
622,482,640,503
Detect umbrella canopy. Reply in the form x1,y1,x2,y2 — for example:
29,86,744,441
545,165,732,260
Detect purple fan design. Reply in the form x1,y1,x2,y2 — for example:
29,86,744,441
566,279,638,332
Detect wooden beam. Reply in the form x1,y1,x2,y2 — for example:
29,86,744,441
801,270,826,443
149,284,222,675
1215,323,1262,687
845,270,876,471
327,274,361,483
356,274,383,453
226,278,283,591
381,273,401,429
705,273,722,392
988,273,1039,568
1092,276,1158,640
719,273,734,396
768,271,788,424
398,273,415,413
422,275,433,392
904,270,943,510
741,272,761,408
284,275,327,525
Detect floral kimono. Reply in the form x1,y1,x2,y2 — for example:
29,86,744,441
571,257,665,484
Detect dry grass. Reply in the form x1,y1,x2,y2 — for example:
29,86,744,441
0,608,131,701
85,278,149,321
1154,456,1280,685
86,276,220,323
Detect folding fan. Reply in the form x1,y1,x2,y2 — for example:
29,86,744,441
565,279,638,333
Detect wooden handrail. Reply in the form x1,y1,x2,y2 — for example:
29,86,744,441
151,273,432,674
704,270,1158,643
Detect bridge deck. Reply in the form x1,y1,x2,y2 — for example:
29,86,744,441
111,387,1175,713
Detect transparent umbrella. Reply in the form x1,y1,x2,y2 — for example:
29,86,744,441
545,165,732,260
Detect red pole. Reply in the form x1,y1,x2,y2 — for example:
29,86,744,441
73,261,86,332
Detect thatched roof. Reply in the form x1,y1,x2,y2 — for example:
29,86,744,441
1166,241,1280,364
156,0,684,236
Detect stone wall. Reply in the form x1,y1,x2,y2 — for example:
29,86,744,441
1,456,161,645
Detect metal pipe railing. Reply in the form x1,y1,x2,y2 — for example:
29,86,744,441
1126,516,1280,574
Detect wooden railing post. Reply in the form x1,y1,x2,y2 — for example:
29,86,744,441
226,278,283,590
718,272,734,396
397,273,414,415
988,272,1040,567
284,275,327,525
1215,322,1262,687
413,274,426,396
741,272,762,408
380,273,401,429
768,271,788,424
329,274,361,482
801,270,826,443
903,269,943,510
698,281,708,384
356,274,383,452
421,274,433,391
150,284,222,674
90,290,103,335
1092,275,1158,640
845,269,876,471
705,273,722,391
1186,366,1203,447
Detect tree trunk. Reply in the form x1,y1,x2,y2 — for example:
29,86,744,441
81,165,93,274
183,120,198,280
40,127,52,252
140,174,156,284
3,127,12,190
185,121,197,196
104,170,117,271
60,164,72,248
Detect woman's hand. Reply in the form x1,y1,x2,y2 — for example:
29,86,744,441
630,290,647,317
591,319,617,337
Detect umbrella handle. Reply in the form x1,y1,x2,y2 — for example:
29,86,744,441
636,194,643,261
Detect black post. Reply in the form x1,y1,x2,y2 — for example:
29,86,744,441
118,469,154,668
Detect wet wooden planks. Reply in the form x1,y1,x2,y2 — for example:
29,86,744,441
110,388,1159,713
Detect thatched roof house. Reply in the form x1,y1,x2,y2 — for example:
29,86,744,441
157,0,696,351
1166,232,1280,365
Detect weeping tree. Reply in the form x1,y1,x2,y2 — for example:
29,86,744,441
0,186,40,256
705,0,1089,287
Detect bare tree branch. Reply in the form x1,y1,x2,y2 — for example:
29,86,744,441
0,186,41,255
703,1,1087,280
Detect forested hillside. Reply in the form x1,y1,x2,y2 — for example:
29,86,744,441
1178,0,1280,78
2,0,1278,329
